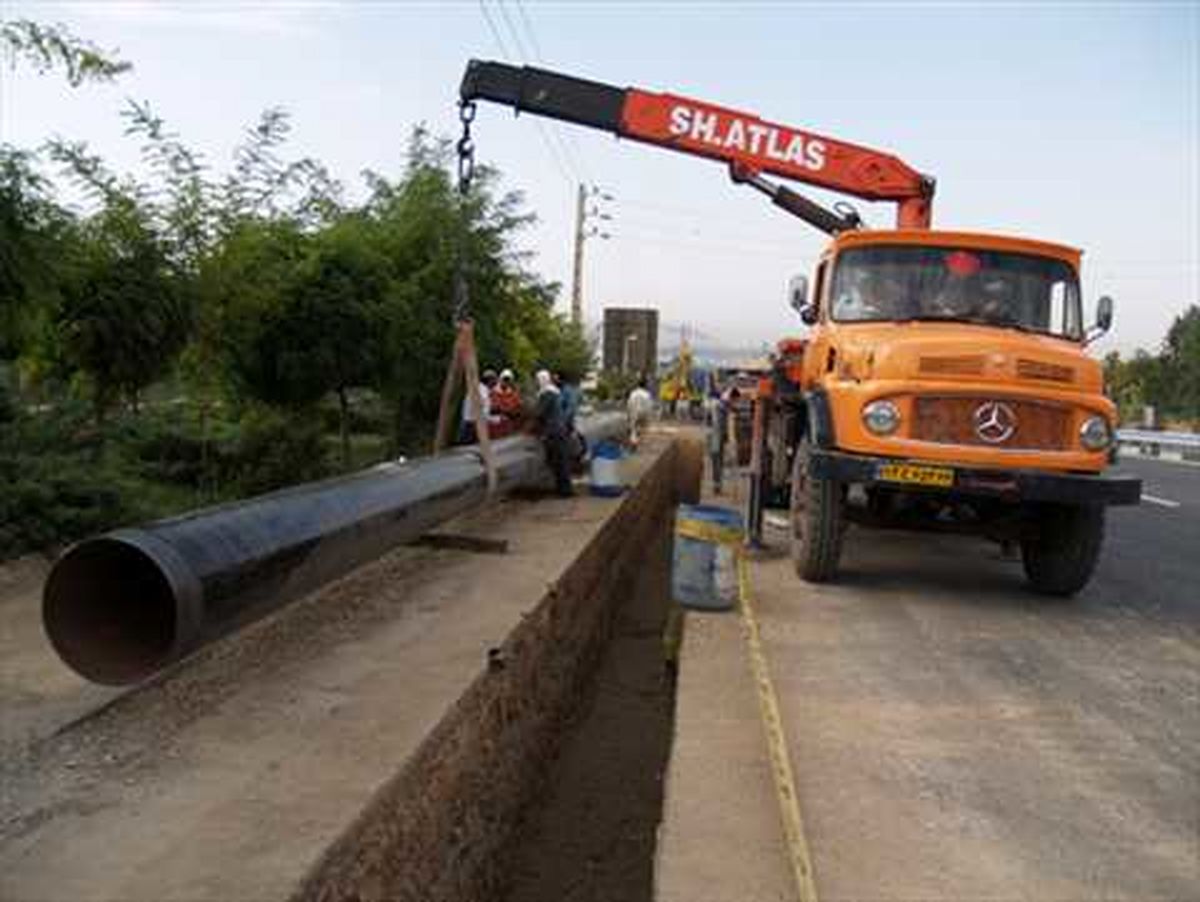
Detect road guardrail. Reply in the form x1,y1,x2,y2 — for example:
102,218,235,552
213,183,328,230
1117,429,1200,462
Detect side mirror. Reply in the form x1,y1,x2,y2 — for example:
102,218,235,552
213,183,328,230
788,275,809,313
788,274,818,324
1084,295,1113,345
1095,295,1113,334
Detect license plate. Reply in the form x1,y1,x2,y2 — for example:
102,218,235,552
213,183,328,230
876,463,955,488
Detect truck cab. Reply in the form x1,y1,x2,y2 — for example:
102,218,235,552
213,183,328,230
776,229,1140,595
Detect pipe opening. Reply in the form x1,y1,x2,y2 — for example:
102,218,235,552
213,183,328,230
43,538,178,685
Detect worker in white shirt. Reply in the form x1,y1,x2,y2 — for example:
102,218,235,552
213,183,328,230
459,369,497,445
626,377,654,449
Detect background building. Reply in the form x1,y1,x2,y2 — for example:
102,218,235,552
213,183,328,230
602,307,658,377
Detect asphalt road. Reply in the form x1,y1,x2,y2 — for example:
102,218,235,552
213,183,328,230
749,455,1199,901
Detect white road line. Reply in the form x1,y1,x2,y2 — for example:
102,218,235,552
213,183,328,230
1141,494,1181,508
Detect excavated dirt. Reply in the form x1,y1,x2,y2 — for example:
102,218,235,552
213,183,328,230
501,507,675,902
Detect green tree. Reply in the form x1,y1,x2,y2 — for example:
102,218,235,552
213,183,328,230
221,218,389,466
364,129,592,449
2,19,129,381
498,276,592,382
0,147,72,361
120,99,215,267
1161,305,1200,419
1127,350,1166,421
366,149,459,448
53,196,192,419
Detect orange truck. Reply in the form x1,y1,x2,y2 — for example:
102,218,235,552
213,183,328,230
460,61,1141,595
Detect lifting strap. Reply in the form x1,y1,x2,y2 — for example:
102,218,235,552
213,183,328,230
433,320,498,495
432,98,497,496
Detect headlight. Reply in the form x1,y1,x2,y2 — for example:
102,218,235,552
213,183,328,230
862,399,901,435
1079,416,1112,451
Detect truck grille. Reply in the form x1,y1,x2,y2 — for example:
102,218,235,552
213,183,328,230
1016,358,1074,383
918,355,984,376
912,397,1070,450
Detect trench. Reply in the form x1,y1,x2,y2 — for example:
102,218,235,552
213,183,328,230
292,437,699,902
499,504,675,902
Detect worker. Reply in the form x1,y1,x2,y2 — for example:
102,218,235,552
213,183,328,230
459,369,496,445
706,381,738,494
927,250,985,318
627,377,654,449
558,372,581,432
533,369,573,497
660,380,678,419
836,269,911,320
977,276,1019,324
490,368,523,437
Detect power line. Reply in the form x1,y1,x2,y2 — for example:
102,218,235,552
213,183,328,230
615,195,846,233
511,0,545,60
492,0,586,183
608,209,822,254
501,0,585,179
612,213,816,253
476,0,514,62
493,0,532,61
500,0,593,185
602,230,812,260
476,0,575,185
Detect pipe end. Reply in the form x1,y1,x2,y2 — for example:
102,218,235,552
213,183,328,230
43,537,180,685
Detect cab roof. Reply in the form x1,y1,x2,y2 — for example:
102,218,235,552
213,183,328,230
829,229,1082,268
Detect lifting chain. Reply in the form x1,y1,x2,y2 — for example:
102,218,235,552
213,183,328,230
452,99,477,324
456,99,477,195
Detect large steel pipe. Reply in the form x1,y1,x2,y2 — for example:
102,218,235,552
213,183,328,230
44,415,625,685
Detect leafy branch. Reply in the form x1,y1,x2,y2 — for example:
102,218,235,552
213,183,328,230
1,19,130,86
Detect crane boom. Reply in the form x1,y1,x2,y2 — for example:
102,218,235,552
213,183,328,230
459,59,935,232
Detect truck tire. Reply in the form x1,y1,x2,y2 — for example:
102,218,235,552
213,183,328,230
790,443,845,582
1021,503,1105,597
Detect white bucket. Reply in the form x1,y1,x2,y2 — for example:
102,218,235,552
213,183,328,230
589,442,626,496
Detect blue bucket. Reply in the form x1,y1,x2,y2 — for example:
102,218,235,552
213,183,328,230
589,440,626,496
672,504,743,611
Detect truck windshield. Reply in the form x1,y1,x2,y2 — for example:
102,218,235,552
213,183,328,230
830,246,1082,339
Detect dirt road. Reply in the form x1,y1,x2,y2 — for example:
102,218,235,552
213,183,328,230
0,556,122,757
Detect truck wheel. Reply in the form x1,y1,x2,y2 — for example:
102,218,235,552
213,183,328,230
790,444,845,582
1020,503,1105,597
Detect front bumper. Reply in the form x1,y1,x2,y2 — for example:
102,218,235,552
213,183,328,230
808,450,1142,506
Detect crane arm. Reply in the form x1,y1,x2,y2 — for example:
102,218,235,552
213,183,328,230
460,59,935,232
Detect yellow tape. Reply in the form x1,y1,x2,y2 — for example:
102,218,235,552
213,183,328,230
675,518,743,545
737,554,820,902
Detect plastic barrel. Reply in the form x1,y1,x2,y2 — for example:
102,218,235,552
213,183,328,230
589,440,627,496
672,504,743,611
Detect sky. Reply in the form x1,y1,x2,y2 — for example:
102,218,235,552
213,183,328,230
2,0,1197,357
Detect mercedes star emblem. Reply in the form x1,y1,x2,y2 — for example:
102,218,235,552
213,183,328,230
974,401,1017,444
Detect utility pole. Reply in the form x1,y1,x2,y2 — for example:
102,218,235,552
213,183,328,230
571,183,586,325
569,184,614,326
